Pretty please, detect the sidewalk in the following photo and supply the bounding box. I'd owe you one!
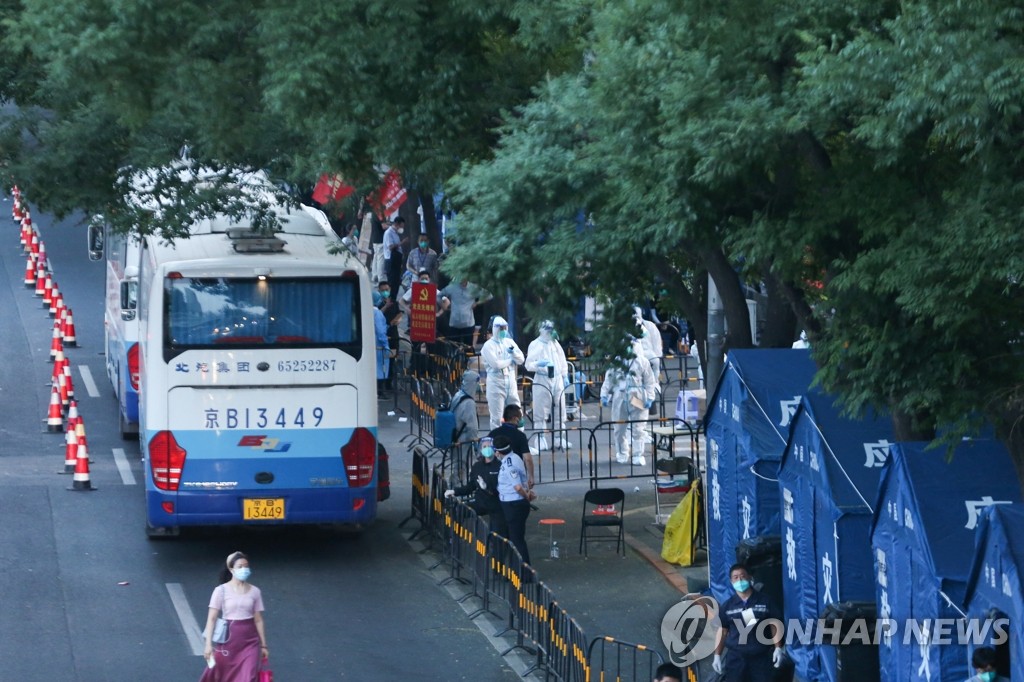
[377,399,710,667]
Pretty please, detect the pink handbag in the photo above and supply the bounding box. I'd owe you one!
[258,658,273,682]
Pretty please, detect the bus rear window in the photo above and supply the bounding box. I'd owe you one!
[164,276,361,359]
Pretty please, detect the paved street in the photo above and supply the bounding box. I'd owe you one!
[0,206,519,680]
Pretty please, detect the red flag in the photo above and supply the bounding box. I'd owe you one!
[367,169,408,218]
[312,174,355,205]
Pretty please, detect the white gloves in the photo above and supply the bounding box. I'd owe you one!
[444,489,455,499]
[772,647,786,668]
[712,654,723,674]
[476,475,487,490]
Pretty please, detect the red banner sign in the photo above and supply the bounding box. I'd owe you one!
[409,282,437,343]
[367,169,408,218]
[311,174,355,205]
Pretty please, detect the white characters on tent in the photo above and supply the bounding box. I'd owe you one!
[965,497,1013,530]
[863,439,891,467]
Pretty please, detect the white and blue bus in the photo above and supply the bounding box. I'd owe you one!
[101,193,382,537]
[89,222,142,438]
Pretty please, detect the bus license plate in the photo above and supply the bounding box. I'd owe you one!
[243,498,285,520]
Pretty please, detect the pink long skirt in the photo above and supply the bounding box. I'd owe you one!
[200,617,260,682]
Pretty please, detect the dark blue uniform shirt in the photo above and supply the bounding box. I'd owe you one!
[720,589,782,655]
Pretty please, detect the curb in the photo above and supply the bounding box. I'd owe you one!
[624,531,690,594]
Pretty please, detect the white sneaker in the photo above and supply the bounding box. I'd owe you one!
[615,453,629,464]
[632,455,646,466]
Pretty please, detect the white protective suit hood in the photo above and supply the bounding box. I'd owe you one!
[491,316,509,338]
[460,370,480,394]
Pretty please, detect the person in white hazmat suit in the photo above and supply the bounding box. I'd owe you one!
[524,320,569,452]
[481,316,525,430]
[600,338,657,466]
[634,307,663,389]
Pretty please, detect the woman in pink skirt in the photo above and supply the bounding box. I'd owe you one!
[201,551,269,681]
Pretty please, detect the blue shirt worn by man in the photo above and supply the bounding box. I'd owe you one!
[497,452,528,502]
[719,589,782,656]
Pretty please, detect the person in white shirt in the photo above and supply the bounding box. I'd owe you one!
[524,320,569,451]
[440,279,492,347]
[966,647,1010,682]
[382,217,407,293]
[480,316,524,430]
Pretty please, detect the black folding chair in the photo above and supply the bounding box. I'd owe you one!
[579,487,625,557]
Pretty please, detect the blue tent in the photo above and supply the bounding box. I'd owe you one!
[872,440,1022,682]
[703,349,815,603]
[777,389,895,682]
[964,503,1024,681]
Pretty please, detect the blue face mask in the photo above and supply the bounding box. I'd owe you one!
[979,672,997,682]
[481,447,494,459]
[233,567,252,582]
[732,579,751,593]
[517,418,525,428]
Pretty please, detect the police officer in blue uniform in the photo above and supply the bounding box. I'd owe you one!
[713,563,786,681]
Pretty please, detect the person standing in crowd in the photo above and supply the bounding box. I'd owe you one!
[600,338,657,466]
[444,436,508,537]
[440,278,491,347]
[653,663,684,682]
[524,320,569,451]
[382,217,407,294]
[201,551,268,680]
[495,436,536,565]
[450,370,481,443]
[405,232,439,284]
[712,563,785,682]
[374,301,390,399]
[488,404,534,489]
[384,306,403,393]
[481,315,524,429]
[340,222,360,258]
[634,306,663,391]
[373,280,395,317]
[966,647,1010,682]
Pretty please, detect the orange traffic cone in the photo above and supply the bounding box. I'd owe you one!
[68,441,96,491]
[49,286,60,316]
[42,274,53,308]
[37,242,47,269]
[46,381,64,432]
[24,255,36,287]
[53,294,65,322]
[29,230,39,257]
[63,363,75,401]
[34,264,46,296]
[52,349,66,381]
[58,371,69,407]
[50,323,64,360]
[62,309,77,346]
[12,195,22,222]
[66,399,80,429]
[75,418,88,452]
[22,216,33,253]
[61,427,79,474]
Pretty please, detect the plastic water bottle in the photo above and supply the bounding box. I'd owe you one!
[551,541,560,559]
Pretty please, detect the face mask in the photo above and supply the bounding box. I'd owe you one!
[979,672,997,682]
[397,228,404,235]
[732,579,751,593]
[380,290,390,298]
[353,230,360,238]
[517,418,525,428]
[497,329,508,340]
[419,278,429,284]
[233,567,252,582]
[481,447,494,459]
[419,241,428,249]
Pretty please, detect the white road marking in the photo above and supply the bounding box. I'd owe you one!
[77,365,100,398]
[166,583,206,655]
[112,448,136,485]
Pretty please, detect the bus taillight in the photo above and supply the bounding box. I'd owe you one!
[127,343,140,391]
[150,430,186,491]
[341,428,375,488]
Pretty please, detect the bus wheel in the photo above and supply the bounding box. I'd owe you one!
[119,410,136,441]
[146,522,180,540]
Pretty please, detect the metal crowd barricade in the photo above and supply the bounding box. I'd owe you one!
[399,445,432,539]
[440,495,478,587]
[587,417,703,487]
[545,599,590,681]
[586,635,667,682]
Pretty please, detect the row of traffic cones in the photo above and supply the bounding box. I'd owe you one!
[15,186,94,491]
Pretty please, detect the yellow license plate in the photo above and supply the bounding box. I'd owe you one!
[243,498,285,520]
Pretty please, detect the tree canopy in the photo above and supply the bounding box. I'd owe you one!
[3,0,1024,481]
